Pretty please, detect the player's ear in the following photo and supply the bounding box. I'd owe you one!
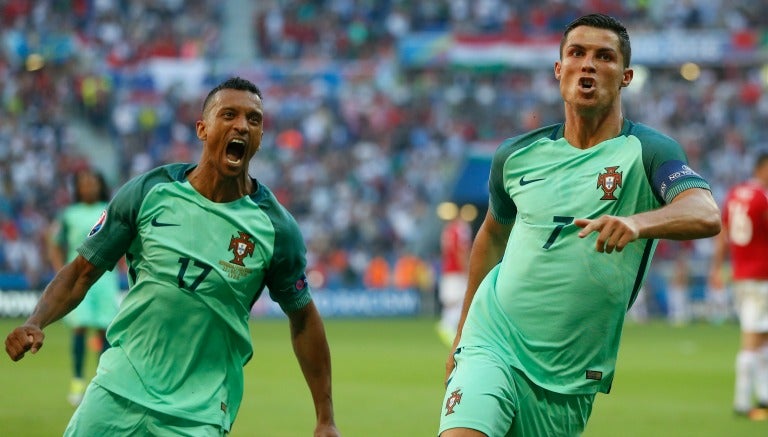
[620,67,633,88]
[554,61,562,81]
[195,119,206,141]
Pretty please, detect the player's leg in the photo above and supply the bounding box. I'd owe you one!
[507,367,595,437]
[733,280,768,419]
[437,274,466,346]
[64,383,147,436]
[68,326,87,406]
[147,409,227,436]
[755,332,768,408]
[751,280,768,410]
[666,255,691,325]
[438,347,516,436]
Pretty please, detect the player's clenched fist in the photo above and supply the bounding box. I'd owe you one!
[5,324,44,361]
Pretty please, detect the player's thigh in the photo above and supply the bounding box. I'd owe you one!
[510,367,595,437]
[439,346,517,437]
[148,410,227,436]
[64,383,147,436]
[734,280,768,333]
[64,383,226,437]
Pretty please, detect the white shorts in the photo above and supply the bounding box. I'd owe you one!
[439,273,467,306]
[734,280,768,333]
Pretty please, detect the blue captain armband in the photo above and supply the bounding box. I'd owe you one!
[653,160,709,204]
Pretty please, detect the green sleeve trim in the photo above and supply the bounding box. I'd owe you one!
[664,179,711,203]
[277,291,312,314]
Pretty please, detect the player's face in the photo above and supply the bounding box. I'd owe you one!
[554,26,632,115]
[77,172,101,204]
[196,89,264,177]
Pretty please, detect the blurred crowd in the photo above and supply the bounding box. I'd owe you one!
[1,1,767,309]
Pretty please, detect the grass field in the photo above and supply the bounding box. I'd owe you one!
[1,317,766,436]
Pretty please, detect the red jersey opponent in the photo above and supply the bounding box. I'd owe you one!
[437,216,472,346]
[710,151,768,419]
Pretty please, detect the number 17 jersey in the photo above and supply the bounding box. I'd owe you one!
[78,163,312,431]
[459,120,711,395]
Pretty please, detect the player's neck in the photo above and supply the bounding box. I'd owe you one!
[563,108,624,150]
[187,165,254,203]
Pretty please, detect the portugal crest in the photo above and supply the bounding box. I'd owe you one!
[444,388,462,416]
[228,231,255,266]
[597,166,623,200]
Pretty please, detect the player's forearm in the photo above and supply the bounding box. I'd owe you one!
[634,188,721,240]
[27,256,99,329]
[289,304,336,426]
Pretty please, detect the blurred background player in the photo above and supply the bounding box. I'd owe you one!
[47,169,120,406]
[709,151,768,420]
[437,214,472,346]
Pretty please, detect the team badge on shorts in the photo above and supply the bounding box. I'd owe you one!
[445,388,463,415]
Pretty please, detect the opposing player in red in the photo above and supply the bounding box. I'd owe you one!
[709,151,768,419]
[437,215,473,346]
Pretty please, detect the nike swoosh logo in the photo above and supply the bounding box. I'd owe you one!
[519,176,545,186]
[151,217,180,227]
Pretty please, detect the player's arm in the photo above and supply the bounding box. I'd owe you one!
[446,209,512,380]
[4,255,106,361]
[575,187,721,253]
[287,301,340,437]
[707,216,729,290]
[46,221,66,272]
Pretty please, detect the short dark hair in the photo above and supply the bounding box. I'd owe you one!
[202,77,263,115]
[560,13,631,68]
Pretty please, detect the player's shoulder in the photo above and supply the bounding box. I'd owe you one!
[496,123,561,154]
[250,181,300,224]
[119,163,194,192]
[623,120,679,147]
[490,124,562,167]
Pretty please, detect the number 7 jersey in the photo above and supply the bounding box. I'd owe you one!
[459,120,712,395]
[77,163,312,431]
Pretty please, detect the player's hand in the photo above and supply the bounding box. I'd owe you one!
[314,423,341,437]
[574,215,639,253]
[4,324,44,361]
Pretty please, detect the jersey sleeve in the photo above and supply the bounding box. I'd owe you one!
[636,124,712,204]
[77,174,145,270]
[264,207,312,314]
[488,138,518,224]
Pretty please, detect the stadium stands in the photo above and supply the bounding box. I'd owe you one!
[1,1,766,320]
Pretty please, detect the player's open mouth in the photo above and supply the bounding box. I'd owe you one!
[226,139,246,164]
[579,78,595,90]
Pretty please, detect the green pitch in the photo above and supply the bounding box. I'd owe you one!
[0,317,765,436]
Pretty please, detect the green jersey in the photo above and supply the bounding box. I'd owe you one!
[56,202,120,328]
[459,120,711,394]
[78,163,312,431]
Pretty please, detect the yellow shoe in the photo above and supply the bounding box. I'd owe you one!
[748,407,768,421]
[435,323,455,347]
[67,378,86,407]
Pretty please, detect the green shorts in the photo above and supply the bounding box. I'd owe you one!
[64,382,226,436]
[438,346,595,437]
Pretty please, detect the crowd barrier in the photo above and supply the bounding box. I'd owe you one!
[0,289,422,318]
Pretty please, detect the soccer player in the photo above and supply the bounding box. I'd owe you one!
[5,77,340,437]
[437,215,472,346]
[438,14,721,436]
[708,151,768,420]
[47,169,120,407]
